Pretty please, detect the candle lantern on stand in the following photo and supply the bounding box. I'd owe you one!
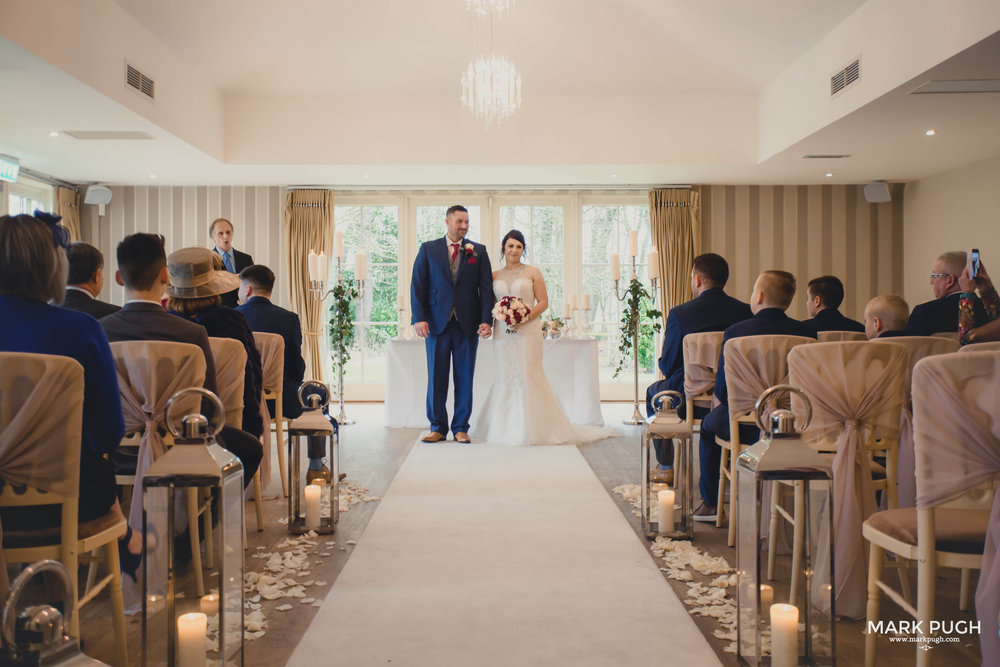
[735,385,835,667]
[286,381,338,535]
[142,387,244,667]
[641,390,693,540]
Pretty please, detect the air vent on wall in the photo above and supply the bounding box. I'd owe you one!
[125,61,155,100]
[831,57,861,97]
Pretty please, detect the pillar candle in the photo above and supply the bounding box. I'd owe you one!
[176,613,207,667]
[397,293,405,310]
[770,604,798,667]
[305,484,321,530]
[629,229,638,257]
[317,251,328,285]
[307,250,318,282]
[657,489,674,534]
[647,248,659,280]
[569,294,577,309]
[582,293,590,310]
[610,253,620,282]
[759,584,773,611]
[355,253,367,280]
[562,303,571,320]
[334,231,344,258]
[199,593,219,615]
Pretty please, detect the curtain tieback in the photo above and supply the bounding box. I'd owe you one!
[303,331,322,337]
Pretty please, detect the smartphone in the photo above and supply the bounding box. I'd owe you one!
[970,248,981,278]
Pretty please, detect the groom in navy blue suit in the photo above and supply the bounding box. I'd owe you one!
[411,206,495,443]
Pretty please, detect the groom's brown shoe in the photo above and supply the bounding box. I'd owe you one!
[454,432,471,443]
[421,431,447,443]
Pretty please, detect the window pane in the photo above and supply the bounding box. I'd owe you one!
[416,206,482,247]
[497,205,564,320]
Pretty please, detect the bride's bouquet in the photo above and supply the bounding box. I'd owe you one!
[493,296,531,334]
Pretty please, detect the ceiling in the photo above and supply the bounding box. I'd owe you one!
[0,0,998,187]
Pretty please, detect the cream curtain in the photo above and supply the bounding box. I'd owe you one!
[54,186,81,242]
[285,190,333,380]
[648,188,700,315]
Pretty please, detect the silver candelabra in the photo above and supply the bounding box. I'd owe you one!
[613,254,659,425]
[311,256,364,426]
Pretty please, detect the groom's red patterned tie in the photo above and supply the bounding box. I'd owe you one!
[451,242,459,261]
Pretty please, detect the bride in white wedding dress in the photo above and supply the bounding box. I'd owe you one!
[470,230,618,446]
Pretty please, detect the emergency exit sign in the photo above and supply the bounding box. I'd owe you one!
[0,155,19,183]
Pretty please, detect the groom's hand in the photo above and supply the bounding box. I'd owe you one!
[414,322,430,338]
[478,323,492,339]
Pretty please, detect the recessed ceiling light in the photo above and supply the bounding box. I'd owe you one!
[826,172,833,178]
[925,129,936,136]
[149,174,157,179]
[363,173,370,179]
[48,131,60,137]
[610,173,618,178]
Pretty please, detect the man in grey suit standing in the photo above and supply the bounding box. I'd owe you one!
[211,218,254,308]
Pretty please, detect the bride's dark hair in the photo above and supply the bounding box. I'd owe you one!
[500,229,527,262]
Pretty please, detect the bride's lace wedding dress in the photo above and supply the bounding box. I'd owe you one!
[470,267,618,446]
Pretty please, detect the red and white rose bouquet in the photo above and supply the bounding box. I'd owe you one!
[492,296,531,334]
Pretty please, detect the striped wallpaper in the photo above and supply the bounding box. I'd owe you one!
[698,184,905,321]
[80,185,290,309]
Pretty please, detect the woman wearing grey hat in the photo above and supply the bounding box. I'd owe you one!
[166,247,264,439]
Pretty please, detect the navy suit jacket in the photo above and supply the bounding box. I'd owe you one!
[213,247,254,308]
[237,296,306,419]
[801,308,865,335]
[714,308,816,405]
[411,238,494,336]
[905,292,988,336]
[656,288,752,394]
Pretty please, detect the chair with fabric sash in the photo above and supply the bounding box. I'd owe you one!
[959,340,1000,353]
[717,334,814,546]
[0,352,127,665]
[931,331,961,342]
[817,330,867,342]
[253,332,287,498]
[863,351,1000,666]
[110,340,207,601]
[777,341,907,618]
[682,332,723,433]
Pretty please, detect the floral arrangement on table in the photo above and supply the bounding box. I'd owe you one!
[543,317,565,339]
[492,296,530,334]
[613,277,662,377]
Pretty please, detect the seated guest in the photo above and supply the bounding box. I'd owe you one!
[0,213,139,575]
[958,259,1000,344]
[801,275,864,335]
[166,248,263,441]
[906,251,988,335]
[644,253,751,484]
[236,265,339,483]
[695,270,815,522]
[101,234,261,485]
[863,295,911,339]
[63,242,120,319]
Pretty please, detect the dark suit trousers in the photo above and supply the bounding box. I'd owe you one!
[425,319,478,435]
[218,425,263,487]
[651,404,708,467]
[698,404,760,505]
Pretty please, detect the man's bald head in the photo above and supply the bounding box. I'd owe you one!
[864,295,910,339]
[750,270,797,314]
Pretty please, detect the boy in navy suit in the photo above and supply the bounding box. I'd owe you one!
[411,206,494,443]
[801,275,864,335]
[695,270,815,522]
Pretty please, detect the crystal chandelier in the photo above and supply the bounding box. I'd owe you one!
[466,0,514,17]
[461,55,522,125]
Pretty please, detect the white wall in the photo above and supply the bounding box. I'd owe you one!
[902,153,1000,307]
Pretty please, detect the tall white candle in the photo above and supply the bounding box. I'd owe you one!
[317,251,328,285]
[647,248,659,279]
[199,593,219,615]
[582,293,590,310]
[355,253,367,280]
[759,584,773,611]
[629,230,638,257]
[569,294,577,309]
[562,303,571,320]
[770,604,798,667]
[307,250,318,282]
[334,231,344,258]
[397,293,405,310]
[177,613,207,667]
[657,489,674,534]
[610,253,621,282]
[305,484,321,530]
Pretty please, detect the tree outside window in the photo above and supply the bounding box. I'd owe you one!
[496,206,564,314]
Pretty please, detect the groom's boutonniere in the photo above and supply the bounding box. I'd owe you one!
[463,242,478,264]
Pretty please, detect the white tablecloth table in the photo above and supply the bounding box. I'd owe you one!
[384,337,604,428]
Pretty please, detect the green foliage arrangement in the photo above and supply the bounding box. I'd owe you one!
[613,278,662,378]
[328,280,359,376]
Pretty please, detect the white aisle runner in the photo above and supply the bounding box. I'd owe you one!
[288,443,720,666]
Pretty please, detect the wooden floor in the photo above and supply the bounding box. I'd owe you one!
[70,403,981,666]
